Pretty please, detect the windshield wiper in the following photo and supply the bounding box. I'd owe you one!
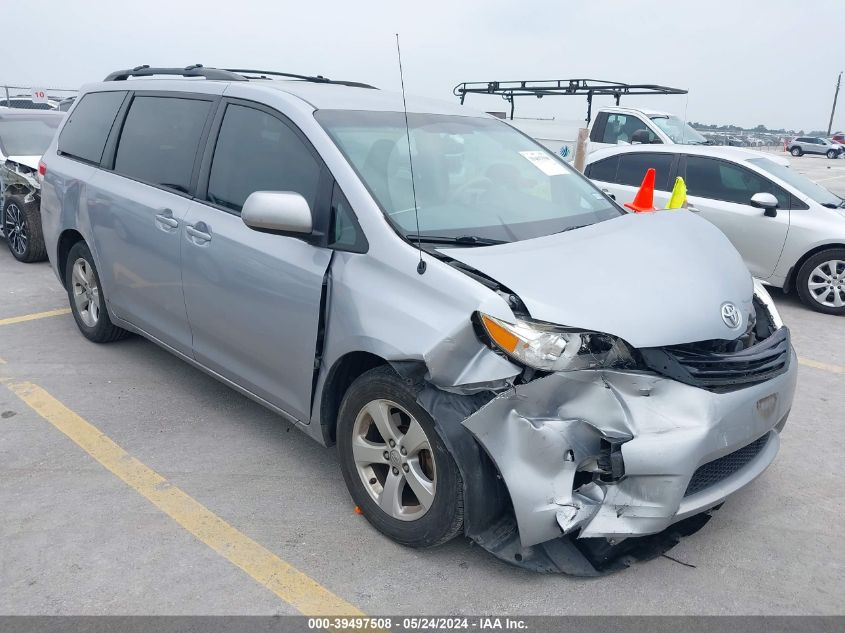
[822,202,841,209]
[408,234,507,246]
[554,224,590,234]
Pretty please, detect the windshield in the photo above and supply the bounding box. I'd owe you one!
[749,157,843,207]
[650,115,708,144]
[316,111,620,244]
[0,116,61,156]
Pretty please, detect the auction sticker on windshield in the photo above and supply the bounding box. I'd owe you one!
[519,150,569,176]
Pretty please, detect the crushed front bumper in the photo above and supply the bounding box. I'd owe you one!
[462,348,797,554]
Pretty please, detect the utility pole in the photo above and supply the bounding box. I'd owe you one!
[828,71,842,136]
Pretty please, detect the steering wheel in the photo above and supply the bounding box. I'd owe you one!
[451,177,494,203]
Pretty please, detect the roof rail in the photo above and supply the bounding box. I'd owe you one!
[103,64,376,89]
[104,64,247,82]
[454,78,687,122]
[223,68,377,89]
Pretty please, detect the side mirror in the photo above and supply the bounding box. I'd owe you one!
[750,192,779,217]
[241,191,312,234]
[631,129,652,144]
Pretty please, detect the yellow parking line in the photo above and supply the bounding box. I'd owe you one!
[798,357,845,374]
[0,308,71,327]
[3,379,363,616]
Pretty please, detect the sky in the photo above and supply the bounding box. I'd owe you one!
[4,0,843,132]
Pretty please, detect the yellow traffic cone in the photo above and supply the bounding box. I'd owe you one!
[666,176,687,209]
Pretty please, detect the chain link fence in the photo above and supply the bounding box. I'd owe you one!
[1,86,78,111]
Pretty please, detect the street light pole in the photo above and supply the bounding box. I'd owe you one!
[828,71,842,136]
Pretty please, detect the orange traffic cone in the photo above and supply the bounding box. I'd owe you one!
[624,168,657,213]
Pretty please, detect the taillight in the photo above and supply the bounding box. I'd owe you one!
[38,160,46,182]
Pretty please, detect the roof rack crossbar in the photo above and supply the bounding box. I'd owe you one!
[453,78,687,122]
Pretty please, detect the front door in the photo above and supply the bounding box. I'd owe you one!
[682,155,790,279]
[181,101,332,421]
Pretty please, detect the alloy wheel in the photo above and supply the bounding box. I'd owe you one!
[351,399,436,521]
[808,259,845,308]
[4,203,28,256]
[72,258,101,327]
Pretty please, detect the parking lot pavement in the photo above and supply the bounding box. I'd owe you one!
[787,152,845,197]
[1,243,844,616]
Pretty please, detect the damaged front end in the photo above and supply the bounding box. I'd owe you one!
[0,159,40,238]
[412,283,796,576]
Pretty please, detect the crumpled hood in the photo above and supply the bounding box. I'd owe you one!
[6,155,40,170]
[440,211,753,348]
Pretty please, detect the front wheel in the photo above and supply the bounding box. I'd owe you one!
[65,241,130,342]
[790,147,802,157]
[827,150,838,159]
[796,248,845,315]
[3,194,46,263]
[337,366,463,548]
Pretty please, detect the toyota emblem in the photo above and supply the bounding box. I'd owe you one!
[721,302,742,329]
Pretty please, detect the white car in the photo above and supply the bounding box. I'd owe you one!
[586,145,845,314]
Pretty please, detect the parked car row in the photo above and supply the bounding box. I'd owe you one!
[27,65,800,576]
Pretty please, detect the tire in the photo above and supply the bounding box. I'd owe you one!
[827,150,838,159]
[790,147,802,157]
[65,241,130,342]
[3,194,47,263]
[796,248,845,315]
[337,365,463,548]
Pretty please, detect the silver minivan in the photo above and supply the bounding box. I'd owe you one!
[40,66,797,575]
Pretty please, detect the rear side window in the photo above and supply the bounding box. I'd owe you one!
[58,91,126,164]
[616,152,674,190]
[114,96,211,193]
[585,155,619,182]
[206,104,320,213]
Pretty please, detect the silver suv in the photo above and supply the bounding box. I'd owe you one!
[788,136,844,158]
[40,66,797,575]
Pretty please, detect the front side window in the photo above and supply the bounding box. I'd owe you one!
[616,152,674,190]
[685,156,790,208]
[0,115,62,156]
[750,157,843,208]
[649,115,708,145]
[207,104,320,213]
[58,91,126,164]
[317,111,620,244]
[601,114,656,145]
[114,96,210,193]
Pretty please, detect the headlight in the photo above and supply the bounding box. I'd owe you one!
[475,312,638,372]
[753,279,783,329]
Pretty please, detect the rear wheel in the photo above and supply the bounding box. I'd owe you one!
[337,366,463,548]
[790,147,802,157]
[3,194,46,263]
[796,248,845,315]
[827,149,838,159]
[65,241,130,342]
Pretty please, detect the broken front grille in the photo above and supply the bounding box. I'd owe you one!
[640,327,790,391]
[684,433,770,497]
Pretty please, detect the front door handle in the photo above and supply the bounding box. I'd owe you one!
[186,224,212,243]
[155,209,179,229]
